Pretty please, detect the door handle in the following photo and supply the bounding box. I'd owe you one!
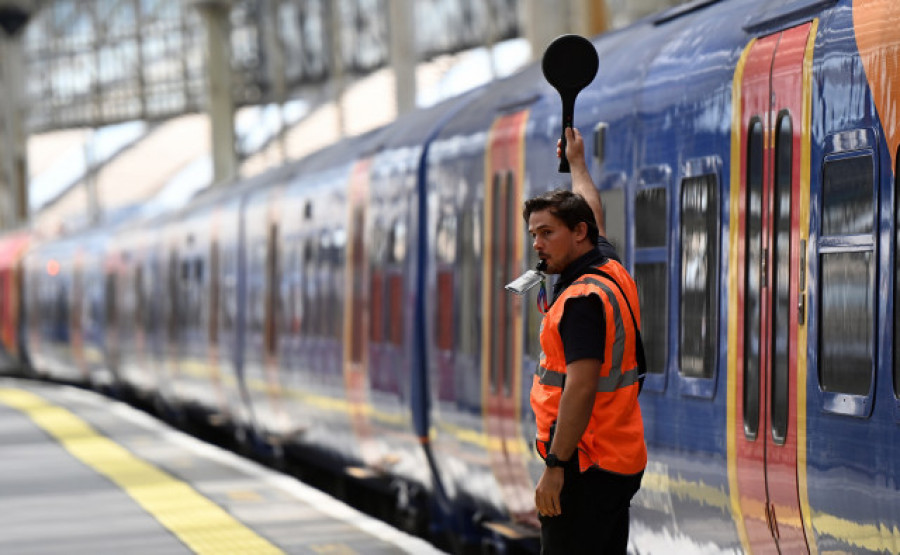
[765,502,781,540]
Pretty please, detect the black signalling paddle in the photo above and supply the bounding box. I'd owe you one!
[541,34,599,173]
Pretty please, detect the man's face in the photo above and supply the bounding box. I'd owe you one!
[528,208,585,274]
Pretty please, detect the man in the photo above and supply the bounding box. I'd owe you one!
[526,127,646,554]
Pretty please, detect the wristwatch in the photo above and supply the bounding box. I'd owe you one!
[545,453,567,468]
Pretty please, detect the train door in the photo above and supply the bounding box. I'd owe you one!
[732,22,816,554]
[262,209,286,435]
[482,110,533,523]
[71,248,87,380]
[0,235,27,364]
[344,158,377,463]
[103,254,119,379]
[206,223,228,417]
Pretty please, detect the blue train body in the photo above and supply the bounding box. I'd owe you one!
[5,0,898,552]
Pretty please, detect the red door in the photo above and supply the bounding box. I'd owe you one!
[344,158,376,462]
[0,234,28,361]
[482,110,535,524]
[733,22,814,554]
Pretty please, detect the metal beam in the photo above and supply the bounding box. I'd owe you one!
[0,0,33,228]
[330,0,346,137]
[193,0,237,185]
[389,0,416,116]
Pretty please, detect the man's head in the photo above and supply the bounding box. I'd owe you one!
[524,189,598,274]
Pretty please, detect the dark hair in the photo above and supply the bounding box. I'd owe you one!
[523,189,599,246]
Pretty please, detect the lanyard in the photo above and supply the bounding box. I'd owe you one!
[537,277,549,315]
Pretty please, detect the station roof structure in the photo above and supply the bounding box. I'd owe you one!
[6,0,691,236]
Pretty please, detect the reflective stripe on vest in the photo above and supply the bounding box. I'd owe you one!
[536,363,640,392]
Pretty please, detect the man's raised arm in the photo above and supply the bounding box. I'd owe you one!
[558,126,605,238]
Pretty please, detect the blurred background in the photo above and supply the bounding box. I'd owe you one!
[0,0,694,237]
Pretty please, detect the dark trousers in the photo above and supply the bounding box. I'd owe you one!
[538,459,643,555]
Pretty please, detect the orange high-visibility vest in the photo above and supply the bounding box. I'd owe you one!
[530,259,647,474]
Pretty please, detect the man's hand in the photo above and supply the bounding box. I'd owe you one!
[557,127,587,173]
[535,466,565,517]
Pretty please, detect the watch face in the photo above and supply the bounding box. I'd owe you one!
[546,454,560,467]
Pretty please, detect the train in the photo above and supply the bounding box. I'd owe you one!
[1,0,898,552]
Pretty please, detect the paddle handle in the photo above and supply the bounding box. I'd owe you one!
[558,94,576,173]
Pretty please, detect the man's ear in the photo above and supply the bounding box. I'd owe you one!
[573,221,589,242]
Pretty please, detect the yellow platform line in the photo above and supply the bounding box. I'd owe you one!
[0,388,283,555]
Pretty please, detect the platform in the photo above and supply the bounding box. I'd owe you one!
[0,377,445,554]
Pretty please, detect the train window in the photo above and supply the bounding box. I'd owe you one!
[679,174,718,380]
[104,273,116,333]
[55,282,68,333]
[823,155,874,236]
[436,270,453,351]
[771,113,792,444]
[134,265,144,333]
[593,122,607,166]
[142,261,154,332]
[370,270,385,342]
[302,239,315,336]
[265,224,279,355]
[819,153,875,400]
[602,188,626,257]
[820,252,873,395]
[208,241,219,343]
[321,231,333,339]
[489,172,503,394]
[192,258,203,330]
[319,228,340,340]
[635,185,668,378]
[167,251,179,338]
[389,272,404,346]
[636,187,667,248]
[73,270,84,335]
[330,226,346,339]
[222,249,236,333]
[504,171,516,396]
[368,219,384,340]
[635,263,666,376]
[389,217,406,346]
[744,118,763,437]
[391,218,407,263]
[459,204,480,357]
[293,247,303,335]
[251,241,266,334]
[434,208,457,353]
[435,209,457,265]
